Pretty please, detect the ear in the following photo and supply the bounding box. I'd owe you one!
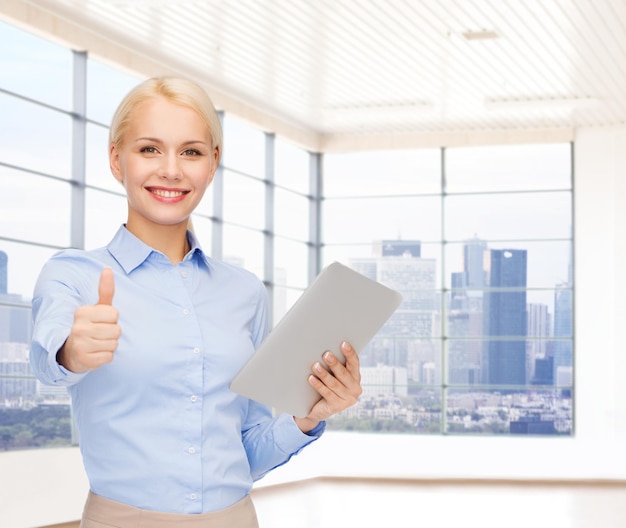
[206,146,220,187]
[109,144,124,185]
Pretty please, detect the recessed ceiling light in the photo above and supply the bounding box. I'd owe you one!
[484,95,599,110]
[463,30,499,40]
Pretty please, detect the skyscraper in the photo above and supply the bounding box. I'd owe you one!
[0,250,7,295]
[553,282,573,387]
[483,249,528,386]
[351,241,438,385]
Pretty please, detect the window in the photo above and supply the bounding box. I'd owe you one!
[322,144,573,435]
[0,17,574,452]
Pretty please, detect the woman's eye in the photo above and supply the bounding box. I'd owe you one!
[183,149,201,156]
[140,146,158,153]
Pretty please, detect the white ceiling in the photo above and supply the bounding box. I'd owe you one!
[4,0,626,150]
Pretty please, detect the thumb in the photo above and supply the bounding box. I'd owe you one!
[97,268,115,306]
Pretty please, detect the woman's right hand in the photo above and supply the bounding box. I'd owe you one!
[57,268,121,373]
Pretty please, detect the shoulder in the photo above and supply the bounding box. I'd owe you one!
[208,258,263,284]
[35,246,114,298]
[205,258,267,298]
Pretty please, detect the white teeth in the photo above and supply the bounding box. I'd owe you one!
[152,189,184,198]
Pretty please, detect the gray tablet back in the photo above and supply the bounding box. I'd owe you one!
[229,261,403,417]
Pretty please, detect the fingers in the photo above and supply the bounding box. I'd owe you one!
[97,267,115,306]
[307,341,363,417]
[59,268,120,373]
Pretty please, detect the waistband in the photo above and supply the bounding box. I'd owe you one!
[81,491,259,528]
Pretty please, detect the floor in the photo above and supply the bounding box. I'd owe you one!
[251,477,626,528]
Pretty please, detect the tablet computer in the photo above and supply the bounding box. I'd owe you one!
[229,261,403,417]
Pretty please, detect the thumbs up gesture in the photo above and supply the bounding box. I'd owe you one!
[57,268,121,373]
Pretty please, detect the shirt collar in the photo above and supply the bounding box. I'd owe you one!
[107,225,211,274]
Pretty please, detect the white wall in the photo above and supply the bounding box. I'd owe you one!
[2,126,626,528]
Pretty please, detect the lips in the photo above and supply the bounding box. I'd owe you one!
[147,187,189,202]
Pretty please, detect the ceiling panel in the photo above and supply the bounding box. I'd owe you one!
[6,0,626,148]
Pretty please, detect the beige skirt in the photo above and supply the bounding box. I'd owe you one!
[80,491,259,528]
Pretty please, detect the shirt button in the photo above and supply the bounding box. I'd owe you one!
[193,347,200,354]
[181,271,188,278]
[183,308,190,315]
[188,447,196,454]
[190,395,198,402]
[190,493,197,500]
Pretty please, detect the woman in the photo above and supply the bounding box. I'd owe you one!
[30,76,362,527]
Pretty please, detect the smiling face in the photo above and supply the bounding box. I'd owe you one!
[109,95,218,239]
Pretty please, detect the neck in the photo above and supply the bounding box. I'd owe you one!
[126,219,190,264]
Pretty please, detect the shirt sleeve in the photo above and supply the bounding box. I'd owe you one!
[242,403,325,481]
[240,278,325,480]
[29,255,90,387]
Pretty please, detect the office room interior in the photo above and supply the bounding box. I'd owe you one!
[1,0,626,526]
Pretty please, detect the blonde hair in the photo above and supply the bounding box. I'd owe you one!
[109,76,223,164]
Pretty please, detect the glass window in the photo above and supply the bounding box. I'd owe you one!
[222,170,265,228]
[275,138,310,194]
[274,187,309,241]
[85,189,128,249]
[222,224,265,280]
[444,192,572,241]
[222,115,265,178]
[86,58,143,124]
[0,93,72,179]
[0,20,73,110]
[0,241,58,301]
[274,237,309,289]
[189,214,213,252]
[322,195,442,244]
[86,123,118,192]
[0,167,71,247]
[445,143,572,193]
[323,149,441,197]
[445,388,571,435]
[323,143,574,436]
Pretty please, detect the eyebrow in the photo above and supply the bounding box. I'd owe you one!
[134,137,209,146]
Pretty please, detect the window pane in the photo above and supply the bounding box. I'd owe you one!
[444,191,572,241]
[323,149,441,197]
[189,214,213,253]
[86,58,143,124]
[328,381,443,434]
[323,196,442,244]
[0,20,72,110]
[222,115,265,177]
[274,237,308,288]
[223,171,265,228]
[0,242,57,301]
[0,168,71,247]
[274,188,309,241]
[445,240,573,289]
[446,388,572,435]
[196,182,215,219]
[223,224,264,279]
[275,138,310,194]
[273,285,306,323]
[0,93,72,179]
[86,123,118,192]
[85,189,127,249]
[446,143,572,193]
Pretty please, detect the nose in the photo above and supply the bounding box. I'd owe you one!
[157,154,182,181]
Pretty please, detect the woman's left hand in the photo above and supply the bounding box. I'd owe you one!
[294,341,363,433]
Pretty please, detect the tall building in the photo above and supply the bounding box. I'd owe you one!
[0,250,7,294]
[483,249,528,386]
[351,241,438,385]
[447,237,487,385]
[553,282,573,387]
[374,240,421,258]
[463,236,488,289]
[526,303,551,382]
